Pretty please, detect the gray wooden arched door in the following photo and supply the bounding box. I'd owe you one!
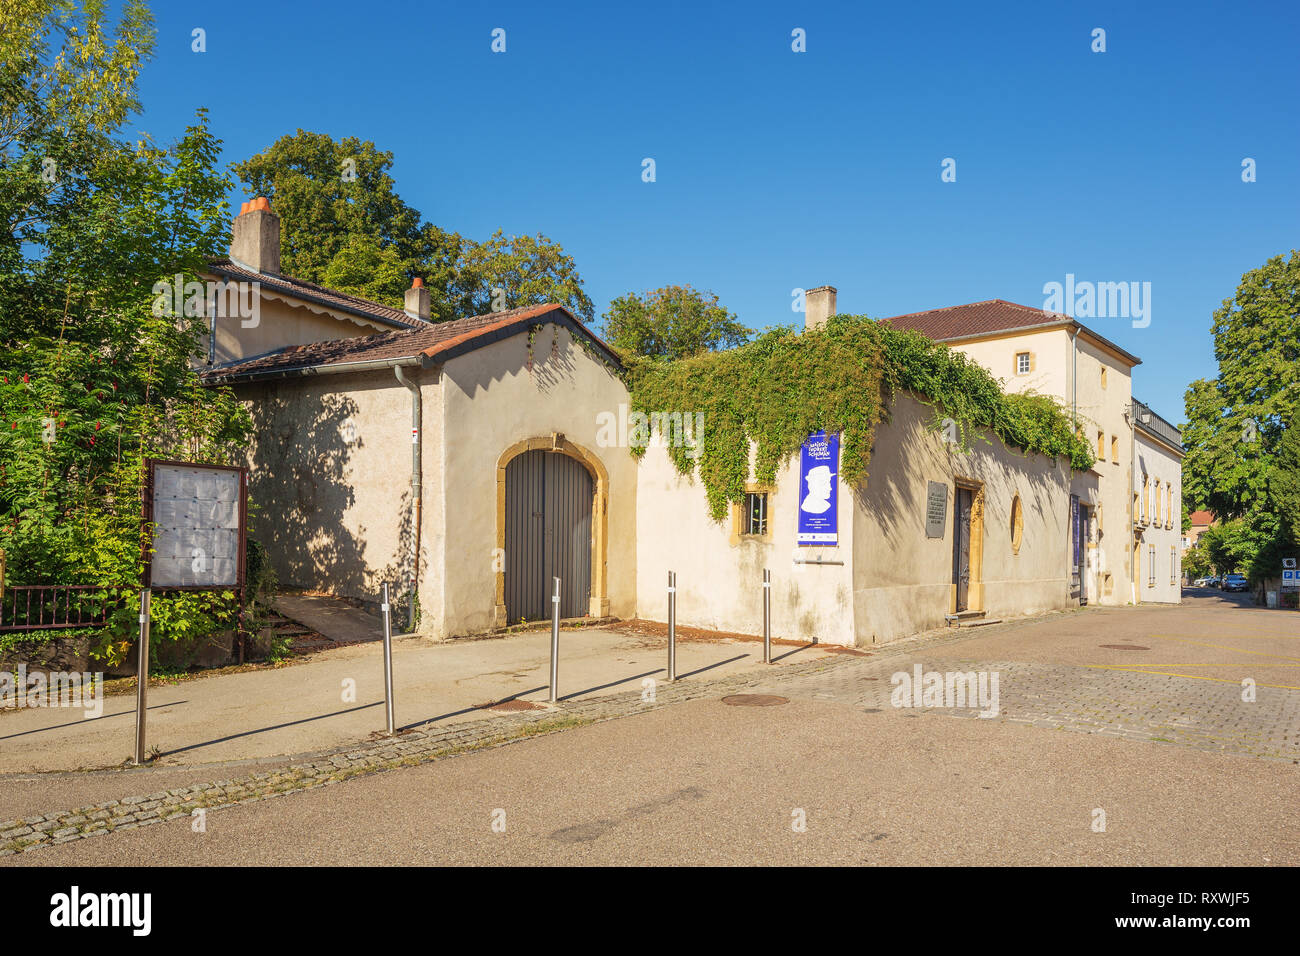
[504,450,593,623]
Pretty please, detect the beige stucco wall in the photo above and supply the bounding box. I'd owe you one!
[634,442,857,646]
[203,282,400,365]
[950,327,1136,606]
[851,392,1072,644]
[436,324,637,638]
[632,390,1074,648]
[232,368,442,621]
[1134,430,1183,603]
[952,328,1071,398]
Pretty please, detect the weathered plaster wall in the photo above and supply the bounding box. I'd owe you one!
[232,368,441,624]
[437,325,637,638]
[850,392,1073,644]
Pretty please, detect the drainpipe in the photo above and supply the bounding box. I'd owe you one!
[394,366,422,631]
[1070,326,1079,431]
[1126,403,1137,605]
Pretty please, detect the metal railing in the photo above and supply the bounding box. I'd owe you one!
[0,585,132,632]
[1131,398,1183,450]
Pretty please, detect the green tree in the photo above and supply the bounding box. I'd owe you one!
[0,0,251,664]
[603,285,749,360]
[230,131,425,282]
[1182,251,1300,519]
[1269,417,1300,553]
[459,231,593,321]
[321,234,412,306]
[232,131,592,320]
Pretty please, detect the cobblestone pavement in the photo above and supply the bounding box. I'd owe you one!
[4,604,1298,859]
[746,656,1300,761]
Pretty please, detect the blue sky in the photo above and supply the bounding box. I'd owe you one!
[130,0,1298,423]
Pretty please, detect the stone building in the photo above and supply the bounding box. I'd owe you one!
[879,295,1181,605]
[198,202,1108,645]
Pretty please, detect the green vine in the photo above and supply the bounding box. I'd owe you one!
[625,314,1095,521]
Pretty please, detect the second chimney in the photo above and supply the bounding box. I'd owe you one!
[230,196,280,275]
[404,277,431,322]
[805,285,837,331]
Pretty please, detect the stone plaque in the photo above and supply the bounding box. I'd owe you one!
[925,481,948,538]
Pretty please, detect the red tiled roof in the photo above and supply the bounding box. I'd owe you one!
[206,259,418,329]
[880,298,1142,366]
[881,299,1070,340]
[199,304,621,384]
[1189,510,1215,526]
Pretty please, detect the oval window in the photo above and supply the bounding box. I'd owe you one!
[1010,494,1024,554]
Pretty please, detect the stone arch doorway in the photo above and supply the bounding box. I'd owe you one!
[494,437,609,626]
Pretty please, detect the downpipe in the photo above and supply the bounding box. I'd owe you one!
[394,366,422,632]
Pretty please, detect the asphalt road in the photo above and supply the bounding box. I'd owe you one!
[5,590,1297,866]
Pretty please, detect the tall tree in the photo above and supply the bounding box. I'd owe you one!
[231,131,592,321]
[0,0,251,662]
[1182,251,1300,519]
[602,285,749,360]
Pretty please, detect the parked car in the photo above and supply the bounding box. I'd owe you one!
[1223,573,1249,592]
[1192,577,1211,587]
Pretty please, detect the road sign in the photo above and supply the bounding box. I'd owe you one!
[1283,558,1297,569]
[1282,569,1299,592]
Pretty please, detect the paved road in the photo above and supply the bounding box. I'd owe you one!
[4,591,1297,865]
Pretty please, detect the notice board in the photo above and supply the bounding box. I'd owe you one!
[143,460,246,589]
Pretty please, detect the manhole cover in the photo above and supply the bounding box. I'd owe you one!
[1099,644,1150,651]
[721,694,789,707]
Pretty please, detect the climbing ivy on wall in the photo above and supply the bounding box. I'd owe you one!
[625,314,1094,521]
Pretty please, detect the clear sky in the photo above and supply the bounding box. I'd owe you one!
[128,0,1298,424]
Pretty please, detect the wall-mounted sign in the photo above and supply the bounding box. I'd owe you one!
[143,459,247,589]
[925,481,947,538]
[797,431,838,545]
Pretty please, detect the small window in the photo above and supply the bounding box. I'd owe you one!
[1016,352,1031,375]
[1110,436,1118,463]
[1148,544,1156,586]
[742,492,768,536]
[1010,494,1024,554]
[1097,432,1105,458]
[1100,367,1108,389]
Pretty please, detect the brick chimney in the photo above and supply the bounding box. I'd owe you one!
[230,196,280,275]
[404,277,430,322]
[805,285,837,331]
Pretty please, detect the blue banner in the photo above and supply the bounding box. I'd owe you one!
[797,431,839,545]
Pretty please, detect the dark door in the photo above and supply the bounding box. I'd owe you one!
[952,486,973,612]
[504,450,593,623]
[1070,494,1081,602]
[1078,504,1090,606]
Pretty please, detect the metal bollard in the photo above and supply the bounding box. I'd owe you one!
[763,569,772,664]
[381,582,395,735]
[133,588,151,765]
[548,576,561,702]
[667,571,677,681]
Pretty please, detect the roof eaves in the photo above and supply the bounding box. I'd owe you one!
[201,352,427,386]
[205,262,417,330]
